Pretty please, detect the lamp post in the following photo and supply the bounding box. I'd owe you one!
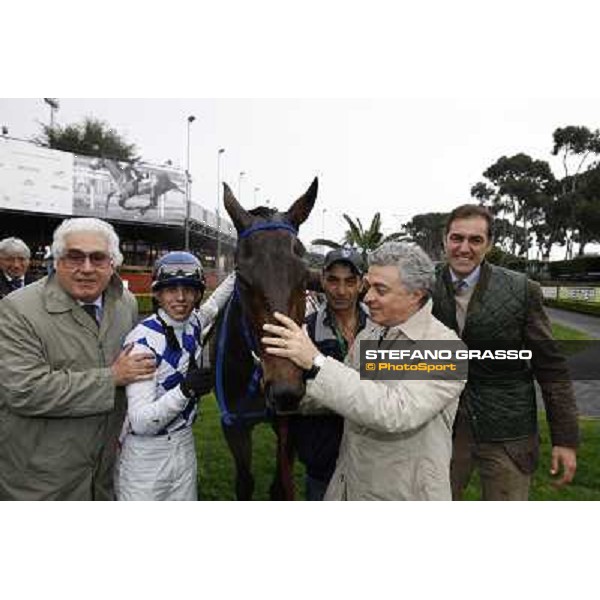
[184,115,195,251]
[238,171,246,202]
[216,148,225,281]
[322,207,327,239]
[43,98,59,129]
[253,186,260,207]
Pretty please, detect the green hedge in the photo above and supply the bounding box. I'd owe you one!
[135,294,154,315]
[548,255,600,280]
[544,297,600,317]
[486,247,528,272]
[486,249,600,281]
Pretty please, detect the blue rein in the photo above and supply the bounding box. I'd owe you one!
[215,284,266,425]
[215,220,298,426]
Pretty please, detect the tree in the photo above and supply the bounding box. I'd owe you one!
[36,117,138,162]
[570,165,600,255]
[551,126,600,258]
[530,191,569,259]
[484,215,526,254]
[552,126,600,177]
[472,153,555,258]
[399,212,448,261]
[312,212,404,258]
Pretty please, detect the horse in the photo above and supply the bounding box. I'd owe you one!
[89,158,183,214]
[213,178,318,500]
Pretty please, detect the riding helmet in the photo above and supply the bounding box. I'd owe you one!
[152,251,206,292]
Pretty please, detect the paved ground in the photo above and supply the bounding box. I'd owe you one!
[545,307,600,417]
[546,307,600,340]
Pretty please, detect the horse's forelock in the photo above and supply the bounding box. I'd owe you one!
[248,206,278,219]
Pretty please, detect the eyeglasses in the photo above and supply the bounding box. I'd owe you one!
[4,256,28,265]
[62,249,112,268]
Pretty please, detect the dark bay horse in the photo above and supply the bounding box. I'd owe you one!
[214,178,318,500]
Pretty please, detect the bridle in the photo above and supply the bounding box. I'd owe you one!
[237,220,300,372]
[237,221,298,239]
[215,220,303,424]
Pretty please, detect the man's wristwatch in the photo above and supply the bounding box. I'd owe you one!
[304,353,326,381]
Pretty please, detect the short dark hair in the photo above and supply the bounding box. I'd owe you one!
[445,204,494,240]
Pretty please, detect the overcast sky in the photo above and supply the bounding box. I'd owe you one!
[3,98,600,256]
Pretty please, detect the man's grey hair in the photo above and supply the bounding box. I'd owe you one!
[0,237,31,259]
[368,242,435,297]
[52,218,123,267]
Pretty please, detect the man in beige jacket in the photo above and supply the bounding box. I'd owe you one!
[263,242,467,500]
[0,218,156,500]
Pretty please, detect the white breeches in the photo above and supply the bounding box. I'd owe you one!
[116,426,198,501]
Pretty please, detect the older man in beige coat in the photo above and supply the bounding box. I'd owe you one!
[0,218,156,500]
[263,242,467,500]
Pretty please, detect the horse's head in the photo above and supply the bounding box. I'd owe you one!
[224,178,318,414]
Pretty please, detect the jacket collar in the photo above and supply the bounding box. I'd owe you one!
[386,299,434,342]
[43,272,124,314]
[442,260,492,293]
[449,264,481,290]
[322,302,369,334]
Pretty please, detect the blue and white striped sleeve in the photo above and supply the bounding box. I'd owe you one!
[125,376,188,436]
[124,327,188,436]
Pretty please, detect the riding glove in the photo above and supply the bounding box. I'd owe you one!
[180,361,214,399]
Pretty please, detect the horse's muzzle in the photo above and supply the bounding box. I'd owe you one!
[265,380,306,415]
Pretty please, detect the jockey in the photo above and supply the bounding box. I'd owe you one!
[116,251,234,500]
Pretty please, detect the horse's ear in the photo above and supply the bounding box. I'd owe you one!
[223,182,253,233]
[285,177,318,229]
